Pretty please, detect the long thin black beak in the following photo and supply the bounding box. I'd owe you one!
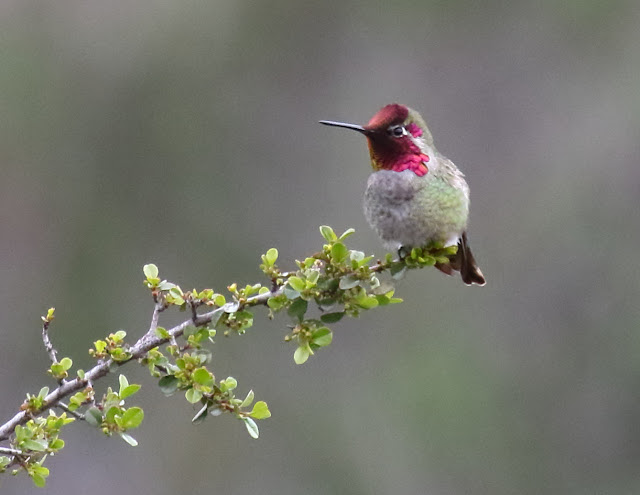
[319,120,368,134]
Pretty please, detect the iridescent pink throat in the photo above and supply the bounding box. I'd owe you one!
[389,122,429,177]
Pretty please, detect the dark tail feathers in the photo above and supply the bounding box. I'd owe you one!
[435,232,486,286]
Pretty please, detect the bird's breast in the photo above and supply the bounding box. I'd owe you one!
[363,169,469,250]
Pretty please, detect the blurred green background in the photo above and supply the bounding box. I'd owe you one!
[2,0,640,493]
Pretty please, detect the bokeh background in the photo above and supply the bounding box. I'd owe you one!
[2,1,640,493]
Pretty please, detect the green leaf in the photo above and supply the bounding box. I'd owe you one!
[118,374,129,393]
[283,286,301,300]
[390,263,407,280]
[356,295,379,309]
[319,225,337,242]
[22,439,47,452]
[192,368,214,387]
[30,466,49,488]
[234,310,253,330]
[223,301,240,314]
[143,264,158,279]
[311,327,333,347]
[316,277,339,292]
[31,475,46,488]
[220,376,238,392]
[287,298,308,321]
[267,296,285,310]
[244,283,261,296]
[68,392,84,411]
[294,345,311,365]
[50,363,66,376]
[241,389,255,408]
[194,348,212,365]
[375,290,403,306]
[316,297,337,309]
[121,407,144,429]
[158,375,179,396]
[14,425,27,442]
[265,248,278,266]
[287,276,306,292]
[243,417,259,439]
[38,387,49,399]
[85,407,103,427]
[209,307,226,327]
[59,357,72,371]
[331,242,348,263]
[354,255,374,268]
[338,228,356,240]
[339,275,360,290]
[154,326,170,338]
[105,406,119,423]
[120,384,141,400]
[320,312,345,324]
[119,432,138,447]
[185,388,203,404]
[168,287,185,304]
[249,401,271,420]
[305,269,320,285]
[350,250,365,262]
[157,280,176,291]
[93,340,107,353]
[49,438,64,450]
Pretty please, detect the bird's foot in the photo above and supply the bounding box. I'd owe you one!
[397,246,410,260]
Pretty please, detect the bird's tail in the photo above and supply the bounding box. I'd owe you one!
[435,231,486,286]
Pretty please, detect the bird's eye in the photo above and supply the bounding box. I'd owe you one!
[389,125,406,138]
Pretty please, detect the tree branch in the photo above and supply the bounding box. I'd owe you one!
[41,311,58,365]
[0,226,458,486]
[0,288,280,442]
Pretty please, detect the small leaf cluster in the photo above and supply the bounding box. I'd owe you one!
[140,266,273,438]
[48,357,72,381]
[386,243,458,278]
[10,350,144,486]
[144,264,267,338]
[84,375,143,447]
[263,226,403,364]
[20,387,51,415]
[187,376,272,440]
[40,307,55,325]
[143,263,177,293]
[67,386,95,412]
[89,330,131,362]
[143,334,271,438]
[1,410,74,487]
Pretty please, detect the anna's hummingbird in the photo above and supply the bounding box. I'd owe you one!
[320,103,485,286]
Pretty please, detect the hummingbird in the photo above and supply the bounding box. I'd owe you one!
[320,103,485,286]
